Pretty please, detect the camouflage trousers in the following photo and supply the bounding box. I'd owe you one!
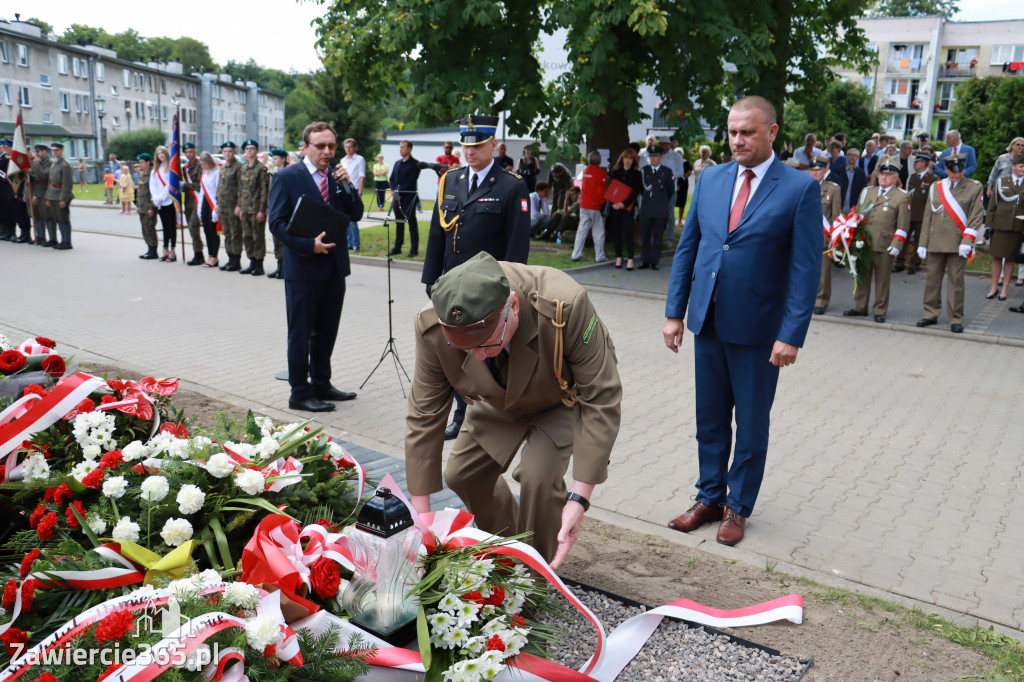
[186,203,203,254]
[221,208,242,256]
[139,210,158,247]
[241,212,267,260]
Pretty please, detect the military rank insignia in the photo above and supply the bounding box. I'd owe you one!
[582,315,597,344]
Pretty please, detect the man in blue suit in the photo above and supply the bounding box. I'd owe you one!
[662,96,821,545]
[934,129,977,179]
[268,122,365,413]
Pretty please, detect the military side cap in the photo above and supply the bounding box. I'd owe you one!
[916,133,929,141]
[809,157,829,169]
[877,156,901,173]
[646,145,663,157]
[50,141,64,149]
[914,152,932,163]
[270,149,288,157]
[220,141,237,150]
[1012,153,1024,165]
[431,252,511,348]
[943,153,966,171]
[34,143,49,151]
[137,153,153,161]
[242,139,259,149]
[458,115,498,146]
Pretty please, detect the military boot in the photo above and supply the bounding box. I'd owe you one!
[55,223,73,250]
[249,259,265,276]
[267,259,282,279]
[221,255,241,272]
[239,260,256,275]
[139,246,159,260]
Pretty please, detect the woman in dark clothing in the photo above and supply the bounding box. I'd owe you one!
[607,148,643,270]
[516,146,540,193]
[676,156,692,229]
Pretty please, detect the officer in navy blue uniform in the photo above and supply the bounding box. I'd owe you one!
[637,145,675,270]
[422,114,532,441]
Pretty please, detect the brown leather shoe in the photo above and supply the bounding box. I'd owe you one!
[668,501,723,533]
[716,506,746,546]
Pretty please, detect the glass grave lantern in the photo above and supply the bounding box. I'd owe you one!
[341,487,422,642]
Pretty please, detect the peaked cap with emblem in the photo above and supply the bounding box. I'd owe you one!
[808,157,829,170]
[877,155,901,173]
[431,252,511,345]
[457,114,498,146]
[943,152,966,172]
[914,151,932,163]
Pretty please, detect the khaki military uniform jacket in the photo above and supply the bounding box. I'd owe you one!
[985,175,1024,232]
[821,180,841,245]
[239,159,269,214]
[217,158,241,210]
[136,169,155,213]
[405,262,622,495]
[44,157,73,203]
[855,186,909,252]
[920,178,984,253]
[30,157,51,199]
[906,171,939,223]
[183,158,201,209]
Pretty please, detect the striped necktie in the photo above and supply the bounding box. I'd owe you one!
[318,170,329,203]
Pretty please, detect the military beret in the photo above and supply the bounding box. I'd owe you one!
[646,145,663,157]
[183,142,196,150]
[50,141,64,149]
[1012,153,1024,165]
[220,141,237,150]
[270,149,288,157]
[457,114,498,146]
[242,139,259,149]
[943,152,966,171]
[808,157,829,170]
[431,252,511,349]
[877,156,901,173]
[913,152,932,163]
[34,143,49,151]
[137,153,153,161]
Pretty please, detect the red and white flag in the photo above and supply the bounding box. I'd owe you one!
[9,110,31,178]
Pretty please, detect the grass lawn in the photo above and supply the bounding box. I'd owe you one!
[73,182,111,201]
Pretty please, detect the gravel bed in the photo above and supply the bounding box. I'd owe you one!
[540,587,807,681]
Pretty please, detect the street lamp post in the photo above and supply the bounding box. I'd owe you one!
[94,96,106,160]
[125,103,132,133]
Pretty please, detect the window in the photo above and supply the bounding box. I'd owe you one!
[80,60,88,79]
[2,84,11,105]
[863,76,873,92]
[72,58,80,77]
[42,112,52,124]
[160,78,166,94]
[124,70,131,88]
[16,43,28,66]
[82,97,88,114]
[20,86,31,107]
[58,54,68,74]
[40,74,50,87]
[96,63,105,81]
[111,85,118,96]
[60,92,70,112]
[74,94,82,113]
[68,139,76,158]
[0,40,8,63]
[945,48,977,65]
[112,116,120,127]
[991,45,1024,65]
[162,105,168,121]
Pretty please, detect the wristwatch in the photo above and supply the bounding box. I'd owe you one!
[565,492,590,512]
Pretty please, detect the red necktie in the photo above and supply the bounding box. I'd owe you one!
[318,170,329,203]
[728,169,755,233]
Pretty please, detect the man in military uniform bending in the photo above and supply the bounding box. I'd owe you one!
[894,151,938,275]
[237,139,270,275]
[812,157,843,315]
[135,153,159,260]
[422,114,532,441]
[29,144,52,246]
[217,141,243,271]
[44,141,74,250]
[181,142,205,265]
[406,252,622,567]
[842,156,909,323]
[916,154,984,333]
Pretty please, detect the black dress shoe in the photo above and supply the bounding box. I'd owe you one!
[907,268,917,275]
[389,247,402,256]
[892,265,904,273]
[288,397,336,412]
[916,318,937,327]
[950,324,963,333]
[651,264,660,270]
[407,251,418,257]
[842,309,868,317]
[444,421,462,441]
[874,315,886,323]
[813,307,825,315]
[139,250,159,260]
[315,387,357,402]
[1009,305,1024,313]
[638,263,650,270]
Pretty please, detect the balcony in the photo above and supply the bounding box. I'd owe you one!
[881,93,922,110]
[939,63,975,78]
[934,101,954,114]
[886,58,926,74]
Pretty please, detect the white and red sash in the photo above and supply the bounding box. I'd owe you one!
[201,171,220,225]
[184,166,201,207]
[935,179,974,241]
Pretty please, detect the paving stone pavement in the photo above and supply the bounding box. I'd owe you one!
[2,211,1024,635]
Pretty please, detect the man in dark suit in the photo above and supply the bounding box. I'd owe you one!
[840,147,868,213]
[389,139,421,256]
[422,114,532,440]
[268,121,365,413]
[662,96,820,546]
[934,129,978,179]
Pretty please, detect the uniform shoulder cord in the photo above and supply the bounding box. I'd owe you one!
[436,170,459,246]
[551,299,579,408]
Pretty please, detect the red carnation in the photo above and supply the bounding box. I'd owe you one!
[139,377,180,396]
[40,355,66,378]
[309,557,341,599]
[20,579,37,614]
[35,337,57,348]
[100,394,117,405]
[32,673,60,682]
[461,591,486,605]
[510,613,526,628]
[81,468,105,489]
[106,380,127,390]
[29,504,45,528]
[0,465,4,480]
[63,398,96,420]
[65,501,86,528]
[20,550,41,579]
[94,610,135,643]
[53,483,72,505]
[2,579,16,609]
[484,585,505,606]
[100,450,124,470]
[0,627,28,657]
[96,663,122,681]
[0,350,27,374]
[486,634,506,652]
[23,384,47,398]
[37,511,58,540]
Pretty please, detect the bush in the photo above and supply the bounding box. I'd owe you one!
[105,128,168,163]
[953,76,1024,183]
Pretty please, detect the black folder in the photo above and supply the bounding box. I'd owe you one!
[287,195,349,245]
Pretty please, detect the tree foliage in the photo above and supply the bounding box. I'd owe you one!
[282,71,380,153]
[952,76,1024,183]
[25,18,55,39]
[783,81,885,147]
[222,59,298,94]
[105,128,168,162]
[868,0,959,19]
[57,24,215,74]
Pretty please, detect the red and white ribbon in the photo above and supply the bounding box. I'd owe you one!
[935,179,974,242]
[893,228,908,243]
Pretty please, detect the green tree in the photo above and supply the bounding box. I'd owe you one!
[25,18,54,39]
[107,29,149,63]
[868,0,959,19]
[171,37,216,74]
[783,81,884,147]
[59,24,112,47]
[953,76,1024,183]
[106,128,168,162]
[222,59,298,94]
[282,71,381,153]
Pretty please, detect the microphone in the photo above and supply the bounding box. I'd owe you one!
[328,157,357,193]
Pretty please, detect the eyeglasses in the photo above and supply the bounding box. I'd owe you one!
[310,143,337,151]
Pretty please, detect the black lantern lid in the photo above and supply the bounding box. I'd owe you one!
[355,488,414,537]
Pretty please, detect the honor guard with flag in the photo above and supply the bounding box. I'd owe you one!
[893,151,938,274]
[182,142,205,265]
[29,144,52,245]
[217,141,243,271]
[421,114,532,442]
[238,139,270,276]
[7,115,36,244]
[915,153,984,333]
[44,141,74,250]
[135,153,159,259]
[811,157,842,315]
[0,139,15,241]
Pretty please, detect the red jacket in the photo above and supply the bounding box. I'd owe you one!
[580,165,608,211]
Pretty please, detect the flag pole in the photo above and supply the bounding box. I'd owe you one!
[176,108,185,264]
[20,107,34,227]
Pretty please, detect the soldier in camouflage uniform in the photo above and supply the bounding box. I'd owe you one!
[29,144,52,245]
[217,141,243,271]
[238,139,270,276]
[44,142,74,250]
[182,142,205,266]
[135,153,159,260]
[266,149,290,279]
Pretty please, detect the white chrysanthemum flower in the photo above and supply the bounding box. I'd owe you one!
[254,415,274,430]
[223,582,262,610]
[173,642,210,671]
[327,442,345,461]
[448,628,469,648]
[167,579,199,601]
[176,484,206,514]
[195,569,222,586]
[438,593,462,613]
[204,452,236,478]
[121,440,147,462]
[245,616,282,650]
[235,469,265,496]
[21,453,50,483]
[140,475,170,502]
[87,515,107,535]
[273,423,302,437]
[112,517,141,543]
[480,617,506,636]
[463,634,486,656]
[160,518,193,547]
[254,436,280,459]
[102,475,128,499]
[226,441,256,461]
[82,444,102,460]
[71,460,99,482]
[429,612,454,631]
[455,602,481,628]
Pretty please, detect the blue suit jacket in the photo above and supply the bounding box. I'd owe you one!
[934,143,978,179]
[665,156,821,348]
[268,161,364,281]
